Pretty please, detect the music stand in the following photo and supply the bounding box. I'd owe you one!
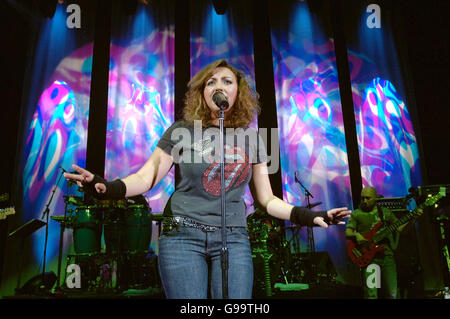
[9,219,46,293]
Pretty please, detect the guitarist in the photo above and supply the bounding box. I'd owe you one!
[345,187,416,299]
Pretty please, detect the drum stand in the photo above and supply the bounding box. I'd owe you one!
[294,172,322,283]
[103,209,123,292]
[114,217,123,291]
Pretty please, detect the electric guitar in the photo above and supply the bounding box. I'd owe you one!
[347,192,443,268]
[0,193,8,202]
[0,207,15,220]
[0,193,15,220]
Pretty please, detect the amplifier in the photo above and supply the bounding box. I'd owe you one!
[376,197,407,212]
[418,184,449,197]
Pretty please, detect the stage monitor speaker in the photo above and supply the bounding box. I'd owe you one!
[393,211,424,298]
[16,271,56,295]
[296,251,337,283]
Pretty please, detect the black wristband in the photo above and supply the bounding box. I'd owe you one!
[289,206,329,227]
[82,175,126,200]
[104,179,127,200]
[81,175,106,197]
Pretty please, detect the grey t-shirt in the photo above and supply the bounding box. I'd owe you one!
[157,120,268,227]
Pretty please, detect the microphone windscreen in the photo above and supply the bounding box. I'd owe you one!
[212,92,229,110]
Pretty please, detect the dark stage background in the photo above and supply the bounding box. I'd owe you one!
[0,0,449,299]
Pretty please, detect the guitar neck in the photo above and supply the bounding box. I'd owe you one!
[374,192,443,242]
[382,210,419,236]
[0,206,15,220]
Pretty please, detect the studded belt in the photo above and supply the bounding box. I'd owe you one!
[163,216,219,232]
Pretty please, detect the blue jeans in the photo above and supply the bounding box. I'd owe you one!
[158,225,254,299]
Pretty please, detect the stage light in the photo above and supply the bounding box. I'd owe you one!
[33,0,58,18]
[122,0,138,16]
[212,0,227,15]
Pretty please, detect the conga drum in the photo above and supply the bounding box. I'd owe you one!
[122,204,152,254]
[72,206,102,258]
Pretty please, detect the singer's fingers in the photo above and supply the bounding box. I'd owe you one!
[71,164,86,174]
[70,164,94,182]
[71,164,91,177]
[313,217,329,228]
[63,172,84,182]
[328,208,351,219]
[334,210,351,218]
[332,207,348,213]
[95,183,106,194]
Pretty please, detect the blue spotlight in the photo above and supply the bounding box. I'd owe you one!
[212,0,227,15]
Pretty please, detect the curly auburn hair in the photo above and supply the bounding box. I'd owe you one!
[183,60,260,127]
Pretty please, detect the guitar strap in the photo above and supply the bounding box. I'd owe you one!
[377,205,399,251]
[376,205,385,223]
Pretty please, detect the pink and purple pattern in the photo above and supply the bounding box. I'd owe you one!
[354,77,422,197]
[271,35,353,281]
[105,27,175,213]
[22,44,93,260]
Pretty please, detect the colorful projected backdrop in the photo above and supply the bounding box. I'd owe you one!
[22,47,93,263]
[270,0,353,282]
[348,7,423,197]
[105,4,175,214]
[354,78,422,196]
[190,0,257,215]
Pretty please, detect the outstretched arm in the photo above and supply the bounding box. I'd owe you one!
[251,162,351,228]
[64,146,174,198]
[122,147,174,197]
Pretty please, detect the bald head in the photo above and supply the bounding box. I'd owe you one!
[360,186,378,212]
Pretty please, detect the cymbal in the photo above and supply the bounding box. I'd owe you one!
[151,213,164,221]
[63,195,84,206]
[51,215,72,224]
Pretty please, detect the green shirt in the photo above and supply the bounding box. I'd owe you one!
[346,206,398,255]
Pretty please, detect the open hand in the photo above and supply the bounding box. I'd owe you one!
[313,207,351,228]
[63,164,106,194]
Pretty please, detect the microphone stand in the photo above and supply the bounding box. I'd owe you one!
[40,167,65,293]
[218,108,229,299]
[294,172,317,283]
[55,177,71,292]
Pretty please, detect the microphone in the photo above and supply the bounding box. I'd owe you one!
[60,166,67,173]
[212,91,229,110]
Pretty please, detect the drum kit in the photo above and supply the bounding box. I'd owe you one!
[51,194,161,295]
[246,208,333,297]
[51,188,325,297]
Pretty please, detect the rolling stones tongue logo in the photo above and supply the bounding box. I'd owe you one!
[202,145,250,196]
